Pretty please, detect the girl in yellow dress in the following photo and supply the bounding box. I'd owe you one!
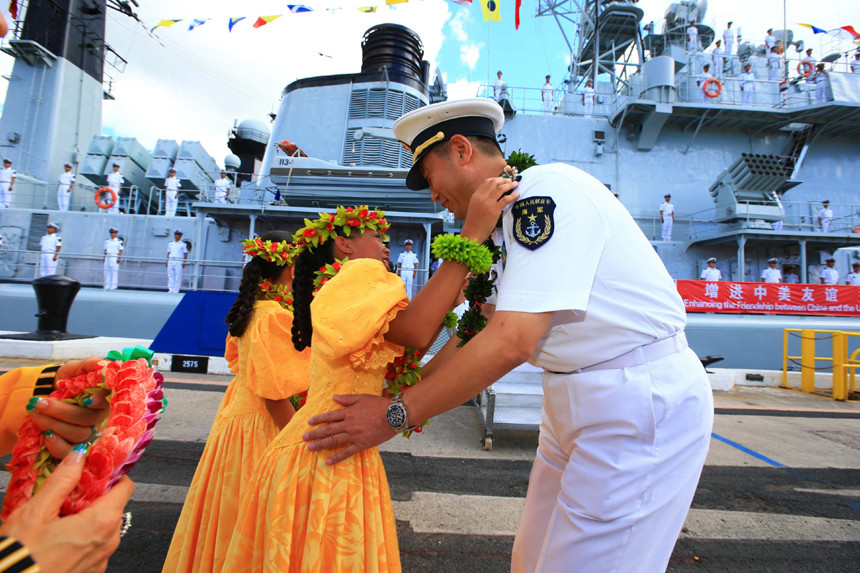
[224,203,505,573]
[162,231,311,573]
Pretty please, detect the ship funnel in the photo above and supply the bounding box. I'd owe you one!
[361,24,425,84]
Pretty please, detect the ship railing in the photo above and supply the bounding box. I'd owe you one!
[0,180,143,213]
[475,84,607,118]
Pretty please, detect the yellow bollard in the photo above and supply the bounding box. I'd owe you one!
[832,332,847,401]
[800,329,816,393]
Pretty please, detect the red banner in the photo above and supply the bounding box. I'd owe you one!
[677,280,860,317]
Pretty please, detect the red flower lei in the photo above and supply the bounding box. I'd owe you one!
[258,279,294,312]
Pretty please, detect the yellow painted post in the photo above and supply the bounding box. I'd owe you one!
[800,329,816,393]
[782,329,789,388]
[832,332,847,401]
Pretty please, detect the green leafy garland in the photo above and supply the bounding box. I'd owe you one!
[455,239,502,347]
[258,280,294,312]
[431,235,493,275]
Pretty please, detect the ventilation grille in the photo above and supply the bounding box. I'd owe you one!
[27,213,49,250]
[347,88,425,120]
[343,129,414,168]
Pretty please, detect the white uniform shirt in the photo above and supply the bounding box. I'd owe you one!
[698,71,713,96]
[765,34,777,50]
[107,171,124,190]
[740,71,756,91]
[495,164,687,372]
[814,70,828,86]
[700,267,722,281]
[767,51,780,71]
[397,251,419,270]
[820,267,839,285]
[40,234,62,253]
[104,237,123,255]
[818,207,833,224]
[167,240,188,260]
[542,82,553,103]
[165,177,182,192]
[660,202,675,218]
[214,178,230,196]
[761,267,782,283]
[722,28,735,48]
[687,26,698,48]
[713,46,724,59]
[852,59,860,74]
[0,167,16,183]
[846,272,860,286]
[582,86,595,103]
[493,79,505,99]
[58,172,75,186]
[784,273,799,284]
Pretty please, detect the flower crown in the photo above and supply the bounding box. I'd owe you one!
[293,206,390,254]
[241,237,297,266]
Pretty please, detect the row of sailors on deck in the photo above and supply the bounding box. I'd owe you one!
[695,56,834,105]
[700,257,860,285]
[496,70,596,116]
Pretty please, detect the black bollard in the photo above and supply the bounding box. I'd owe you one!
[0,275,95,341]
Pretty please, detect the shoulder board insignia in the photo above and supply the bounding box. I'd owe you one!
[513,196,555,250]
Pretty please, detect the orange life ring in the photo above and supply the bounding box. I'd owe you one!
[797,61,814,77]
[95,187,117,210]
[702,77,722,98]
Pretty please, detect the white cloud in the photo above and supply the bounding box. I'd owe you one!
[446,77,482,100]
[448,8,469,43]
[460,42,484,70]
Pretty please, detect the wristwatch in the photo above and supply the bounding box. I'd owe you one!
[386,391,417,433]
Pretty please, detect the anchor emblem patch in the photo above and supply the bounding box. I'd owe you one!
[512,196,555,250]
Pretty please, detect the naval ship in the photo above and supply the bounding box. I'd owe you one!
[0,0,859,373]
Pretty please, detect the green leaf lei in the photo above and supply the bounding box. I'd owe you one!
[455,238,502,347]
[431,234,493,275]
[258,280,294,312]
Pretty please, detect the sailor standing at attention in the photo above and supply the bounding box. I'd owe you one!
[712,40,724,78]
[723,21,735,56]
[493,70,505,101]
[582,78,595,117]
[56,163,75,212]
[661,193,674,241]
[813,63,829,103]
[818,200,833,232]
[697,63,713,103]
[0,158,16,208]
[214,170,231,203]
[801,49,815,82]
[106,163,124,214]
[39,222,62,277]
[761,258,782,283]
[852,53,860,74]
[164,167,181,217]
[304,98,715,573]
[784,265,800,283]
[700,257,722,281]
[687,20,698,52]
[820,258,839,285]
[397,239,419,300]
[846,262,860,286]
[103,227,123,290]
[740,63,756,105]
[541,75,553,114]
[767,47,781,82]
[166,229,188,293]
[765,29,777,51]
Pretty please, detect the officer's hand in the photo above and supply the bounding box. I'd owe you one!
[460,177,520,243]
[53,255,58,261]
[117,258,121,264]
[302,394,396,465]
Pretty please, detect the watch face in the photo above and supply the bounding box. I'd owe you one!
[387,404,406,429]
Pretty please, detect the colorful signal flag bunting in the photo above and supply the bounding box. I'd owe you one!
[797,23,827,35]
[358,6,378,12]
[288,5,314,12]
[228,17,246,32]
[253,15,282,28]
[481,0,500,22]
[151,19,182,33]
[188,19,210,31]
[386,0,409,4]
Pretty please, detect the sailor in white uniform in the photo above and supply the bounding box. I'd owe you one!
[845,262,860,285]
[582,79,595,117]
[493,70,506,100]
[761,258,782,283]
[660,193,674,241]
[801,49,815,84]
[767,47,781,82]
[103,227,123,290]
[712,40,724,78]
[0,158,16,208]
[56,163,76,212]
[687,20,698,52]
[697,63,713,103]
[541,75,553,114]
[818,200,833,232]
[740,63,756,105]
[700,257,722,281]
[813,63,829,103]
[820,258,839,285]
[214,170,231,203]
[39,223,62,277]
[723,21,735,56]
[164,168,181,217]
[397,239,419,300]
[106,163,124,214]
[166,229,188,293]
[307,99,715,573]
[784,265,800,284]
[852,53,860,74]
[765,29,777,51]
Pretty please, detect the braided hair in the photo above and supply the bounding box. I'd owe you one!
[225,230,293,338]
[291,239,336,351]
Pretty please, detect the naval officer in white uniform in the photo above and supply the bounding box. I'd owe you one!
[852,53,860,74]
[541,75,553,114]
[784,265,800,283]
[723,21,735,56]
[582,78,595,117]
[103,227,123,290]
[820,258,839,285]
[39,222,62,277]
[761,258,782,283]
[818,200,833,232]
[0,158,16,208]
[302,98,714,573]
[214,170,231,203]
[765,29,777,51]
[712,39,725,78]
[687,20,698,52]
[846,262,860,285]
[740,63,756,105]
[166,229,188,293]
[660,193,674,241]
[397,239,420,300]
[164,168,181,217]
[57,163,76,211]
[106,163,124,214]
[701,257,722,281]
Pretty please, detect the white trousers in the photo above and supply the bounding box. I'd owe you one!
[401,269,414,300]
[109,185,121,213]
[542,99,552,113]
[57,185,71,211]
[511,345,714,573]
[661,219,673,241]
[771,221,783,231]
[768,67,779,82]
[215,192,227,204]
[714,59,724,78]
[104,256,119,289]
[821,220,832,233]
[741,89,754,106]
[165,191,178,217]
[583,101,593,117]
[815,85,827,103]
[724,40,732,55]
[167,260,183,292]
[0,183,10,208]
[40,253,58,276]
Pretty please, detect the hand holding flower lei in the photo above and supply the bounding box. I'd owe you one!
[455,239,502,347]
[241,237,296,266]
[258,279,293,312]
[293,205,390,254]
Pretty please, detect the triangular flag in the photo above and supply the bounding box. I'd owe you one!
[481,0,500,22]
[797,23,828,35]
[451,0,472,5]
[229,17,245,32]
[150,19,182,33]
[515,0,521,29]
[842,25,859,38]
[253,15,282,29]
[9,1,18,19]
[827,27,856,41]
[387,0,409,4]
[288,5,314,13]
[358,6,378,12]
[188,18,210,31]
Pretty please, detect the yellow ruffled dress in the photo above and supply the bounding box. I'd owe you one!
[162,301,311,573]
[224,258,408,573]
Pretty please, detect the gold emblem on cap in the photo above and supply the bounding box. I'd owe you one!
[401,142,412,152]
[412,132,445,163]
